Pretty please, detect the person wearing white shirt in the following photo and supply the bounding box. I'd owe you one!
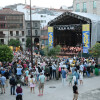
[80,64,84,72]
[52,63,56,79]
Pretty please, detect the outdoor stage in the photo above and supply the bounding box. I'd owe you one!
[48,12,90,56]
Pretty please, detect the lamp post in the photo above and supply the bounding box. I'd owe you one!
[30,0,33,68]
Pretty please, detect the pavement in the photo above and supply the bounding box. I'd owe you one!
[0,76,100,100]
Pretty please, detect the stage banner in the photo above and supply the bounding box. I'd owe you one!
[48,27,53,48]
[82,24,90,53]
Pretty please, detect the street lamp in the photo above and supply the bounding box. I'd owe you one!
[30,0,33,68]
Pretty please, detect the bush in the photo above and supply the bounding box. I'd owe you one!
[0,45,13,62]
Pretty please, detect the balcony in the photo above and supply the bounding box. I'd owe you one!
[82,9,87,13]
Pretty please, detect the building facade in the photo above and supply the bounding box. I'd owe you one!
[25,20,41,49]
[41,26,48,48]
[0,8,26,50]
[73,0,100,15]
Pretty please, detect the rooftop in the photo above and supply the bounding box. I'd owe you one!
[0,8,24,15]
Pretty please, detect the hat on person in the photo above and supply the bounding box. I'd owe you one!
[17,84,20,87]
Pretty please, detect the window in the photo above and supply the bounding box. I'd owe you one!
[0,39,4,44]
[28,30,31,36]
[93,1,96,9]
[41,15,43,17]
[35,23,37,27]
[83,2,87,12]
[0,23,6,29]
[0,31,5,37]
[0,15,5,21]
[22,38,25,42]
[76,3,80,10]
[8,23,23,29]
[35,30,38,36]
[41,20,46,23]
[83,2,86,9]
[22,31,24,36]
[10,31,13,36]
[16,31,19,36]
[41,15,46,17]
[27,23,30,27]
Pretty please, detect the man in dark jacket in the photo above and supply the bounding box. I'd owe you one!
[9,75,16,95]
[73,82,78,100]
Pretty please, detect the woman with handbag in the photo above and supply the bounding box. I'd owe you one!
[29,75,36,93]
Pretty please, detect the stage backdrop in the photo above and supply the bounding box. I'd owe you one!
[48,27,53,48]
[82,24,90,53]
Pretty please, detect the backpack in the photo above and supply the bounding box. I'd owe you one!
[10,78,16,85]
[84,67,86,72]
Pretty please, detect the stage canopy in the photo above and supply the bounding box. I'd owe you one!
[48,12,100,46]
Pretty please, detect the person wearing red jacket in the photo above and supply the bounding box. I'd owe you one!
[16,84,23,100]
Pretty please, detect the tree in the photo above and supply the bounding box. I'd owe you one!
[0,45,13,62]
[89,43,100,58]
[26,37,31,48]
[43,45,61,57]
[8,39,21,47]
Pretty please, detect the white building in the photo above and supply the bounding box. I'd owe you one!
[73,0,100,16]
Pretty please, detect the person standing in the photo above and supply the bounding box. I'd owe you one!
[73,82,78,100]
[4,69,10,87]
[38,72,45,96]
[29,75,36,93]
[49,62,52,80]
[52,62,56,79]
[61,67,66,86]
[73,69,79,85]
[0,74,6,94]
[45,65,50,81]
[16,66,23,78]
[9,75,16,95]
[79,71,83,85]
[68,69,73,86]
[25,68,29,85]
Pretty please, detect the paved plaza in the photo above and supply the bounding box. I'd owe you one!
[0,76,100,100]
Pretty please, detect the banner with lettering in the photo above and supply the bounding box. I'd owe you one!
[82,24,90,53]
[48,27,53,48]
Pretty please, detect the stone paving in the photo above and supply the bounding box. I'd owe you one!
[79,88,100,100]
[0,76,100,100]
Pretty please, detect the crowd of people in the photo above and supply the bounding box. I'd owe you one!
[61,46,81,54]
[0,51,100,100]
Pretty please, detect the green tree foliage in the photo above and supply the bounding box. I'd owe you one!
[0,45,13,62]
[26,38,31,48]
[8,39,20,47]
[89,43,100,58]
[43,45,61,57]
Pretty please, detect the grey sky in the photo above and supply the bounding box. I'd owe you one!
[0,0,73,8]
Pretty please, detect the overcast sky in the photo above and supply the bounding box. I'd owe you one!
[0,0,73,8]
